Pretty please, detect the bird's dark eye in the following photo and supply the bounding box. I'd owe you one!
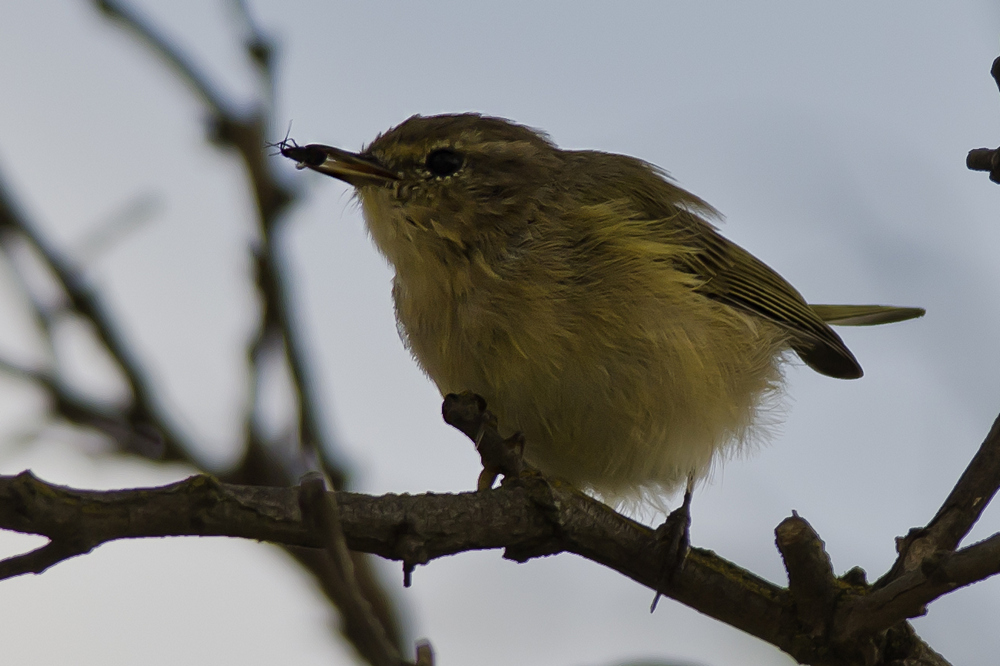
[425,148,464,177]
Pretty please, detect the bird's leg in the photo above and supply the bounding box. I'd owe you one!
[650,473,695,612]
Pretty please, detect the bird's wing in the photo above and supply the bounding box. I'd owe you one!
[588,157,921,379]
[676,224,864,379]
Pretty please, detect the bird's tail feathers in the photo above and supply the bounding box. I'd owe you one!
[809,304,925,327]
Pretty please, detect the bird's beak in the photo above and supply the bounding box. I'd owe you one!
[279,142,399,187]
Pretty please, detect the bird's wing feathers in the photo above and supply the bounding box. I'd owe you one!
[674,222,864,379]
[585,156,921,379]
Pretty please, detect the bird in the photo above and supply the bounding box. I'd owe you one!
[280,113,923,505]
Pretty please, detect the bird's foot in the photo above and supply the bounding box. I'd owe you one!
[650,483,693,612]
[476,431,526,490]
[442,392,526,490]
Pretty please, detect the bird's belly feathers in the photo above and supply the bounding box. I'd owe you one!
[392,258,789,500]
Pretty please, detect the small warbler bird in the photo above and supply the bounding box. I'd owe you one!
[282,114,923,502]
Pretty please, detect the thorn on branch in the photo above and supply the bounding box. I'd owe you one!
[395,529,430,589]
[441,392,526,490]
[402,561,414,588]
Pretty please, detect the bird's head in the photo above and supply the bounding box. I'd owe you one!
[281,114,564,267]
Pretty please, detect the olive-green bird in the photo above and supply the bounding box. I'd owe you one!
[282,114,923,502]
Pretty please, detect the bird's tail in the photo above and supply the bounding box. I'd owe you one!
[809,304,926,326]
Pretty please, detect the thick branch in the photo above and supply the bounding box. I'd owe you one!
[0,467,960,666]
[0,471,801,651]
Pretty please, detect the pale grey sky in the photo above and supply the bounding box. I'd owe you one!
[0,2,998,665]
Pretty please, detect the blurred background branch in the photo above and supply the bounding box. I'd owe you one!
[0,1,404,663]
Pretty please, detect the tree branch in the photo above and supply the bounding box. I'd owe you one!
[0,3,406,660]
[92,0,345,483]
[775,513,839,640]
[91,2,402,645]
[966,55,1000,183]
[878,413,1000,587]
[0,470,789,636]
[94,0,233,118]
[0,460,971,666]
[0,167,195,463]
[835,532,1000,644]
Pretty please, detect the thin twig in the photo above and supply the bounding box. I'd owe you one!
[95,0,233,118]
[878,413,1000,587]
